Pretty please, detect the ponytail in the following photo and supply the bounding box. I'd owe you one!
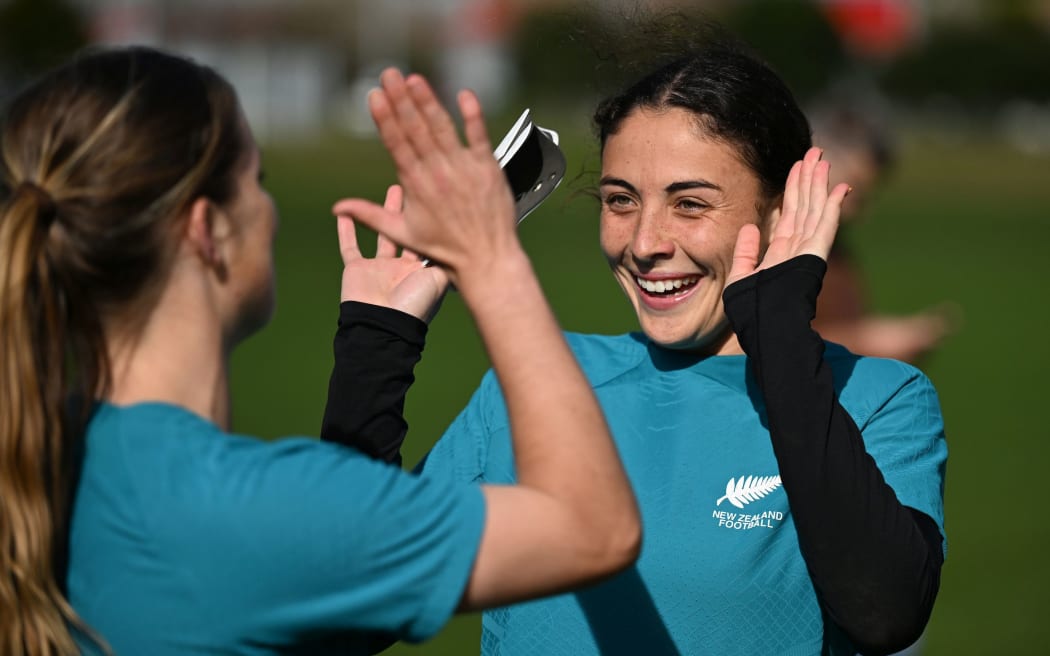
[0,181,85,654]
[0,45,244,654]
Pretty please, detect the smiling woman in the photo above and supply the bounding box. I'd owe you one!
[598,106,775,351]
[323,34,948,656]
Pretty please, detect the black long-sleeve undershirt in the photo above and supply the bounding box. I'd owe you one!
[321,257,943,655]
[320,301,428,466]
[319,303,428,656]
[722,255,943,655]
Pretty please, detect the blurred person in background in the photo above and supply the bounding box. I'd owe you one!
[0,45,642,655]
[810,99,958,364]
[325,33,947,656]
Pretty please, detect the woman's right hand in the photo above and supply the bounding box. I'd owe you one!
[335,68,641,612]
[332,69,520,290]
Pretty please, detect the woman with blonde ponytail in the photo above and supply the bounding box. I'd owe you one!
[0,48,640,654]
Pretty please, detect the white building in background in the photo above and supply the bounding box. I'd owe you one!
[65,0,523,141]
[71,0,344,143]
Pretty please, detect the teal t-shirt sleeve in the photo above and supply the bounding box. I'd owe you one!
[859,367,948,551]
[158,434,485,646]
[415,370,499,482]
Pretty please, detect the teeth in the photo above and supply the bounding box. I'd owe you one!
[635,275,700,294]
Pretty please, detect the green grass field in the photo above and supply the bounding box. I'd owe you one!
[228,118,1050,655]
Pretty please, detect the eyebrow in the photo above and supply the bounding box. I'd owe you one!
[599,177,638,194]
[666,179,722,193]
[599,176,722,194]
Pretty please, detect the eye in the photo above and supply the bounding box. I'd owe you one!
[675,197,709,213]
[602,193,635,211]
[257,168,267,184]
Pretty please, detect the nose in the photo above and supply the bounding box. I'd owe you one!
[630,205,674,263]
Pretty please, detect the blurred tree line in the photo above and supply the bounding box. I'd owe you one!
[508,1,1050,112]
[2,0,1047,119]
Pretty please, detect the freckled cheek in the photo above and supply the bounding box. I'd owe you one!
[598,216,631,265]
[704,225,746,279]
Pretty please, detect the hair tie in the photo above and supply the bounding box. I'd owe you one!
[14,180,58,225]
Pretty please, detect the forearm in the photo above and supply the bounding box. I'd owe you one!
[320,301,427,465]
[723,255,942,655]
[457,250,639,554]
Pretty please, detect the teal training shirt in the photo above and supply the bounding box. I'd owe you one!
[69,402,484,655]
[421,332,947,656]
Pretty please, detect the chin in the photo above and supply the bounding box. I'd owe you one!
[640,320,732,355]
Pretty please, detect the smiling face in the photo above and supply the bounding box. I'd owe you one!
[599,107,776,355]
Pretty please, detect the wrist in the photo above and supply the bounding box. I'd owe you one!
[452,245,534,305]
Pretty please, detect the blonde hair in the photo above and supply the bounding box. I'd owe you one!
[0,46,244,654]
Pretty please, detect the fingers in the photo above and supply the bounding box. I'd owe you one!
[378,69,442,164]
[813,181,849,248]
[776,160,802,239]
[401,246,423,263]
[383,184,404,212]
[333,199,410,251]
[335,213,361,264]
[332,198,365,263]
[802,160,831,238]
[368,88,418,177]
[357,68,512,275]
[376,185,403,258]
[406,74,461,153]
[779,147,841,244]
[793,147,822,223]
[458,89,492,153]
[376,231,398,259]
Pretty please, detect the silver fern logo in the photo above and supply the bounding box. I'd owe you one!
[716,475,782,509]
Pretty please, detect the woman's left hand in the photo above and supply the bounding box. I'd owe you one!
[334,184,449,323]
[727,146,851,288]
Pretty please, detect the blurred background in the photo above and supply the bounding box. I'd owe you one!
[2,0,1047,654]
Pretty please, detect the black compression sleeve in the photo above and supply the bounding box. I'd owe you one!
[722,255,943,656]
[320,301,427,465]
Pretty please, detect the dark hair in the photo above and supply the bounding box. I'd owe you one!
[593,41,812,202]
[0,46,245,654]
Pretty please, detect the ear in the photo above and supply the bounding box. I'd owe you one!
[185,197,222,267]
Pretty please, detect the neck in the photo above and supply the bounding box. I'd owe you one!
[105,261,232,429]
[712,331,745,356]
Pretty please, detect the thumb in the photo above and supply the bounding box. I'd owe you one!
[727,223,762,286]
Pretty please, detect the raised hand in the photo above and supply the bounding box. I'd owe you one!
[727,147,851,288]
[332,68,519,289]
[335,184,448,323]
[334,69,641,610]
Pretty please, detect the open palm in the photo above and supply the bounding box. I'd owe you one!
[727,147,851,289]
[335,184,449,323]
